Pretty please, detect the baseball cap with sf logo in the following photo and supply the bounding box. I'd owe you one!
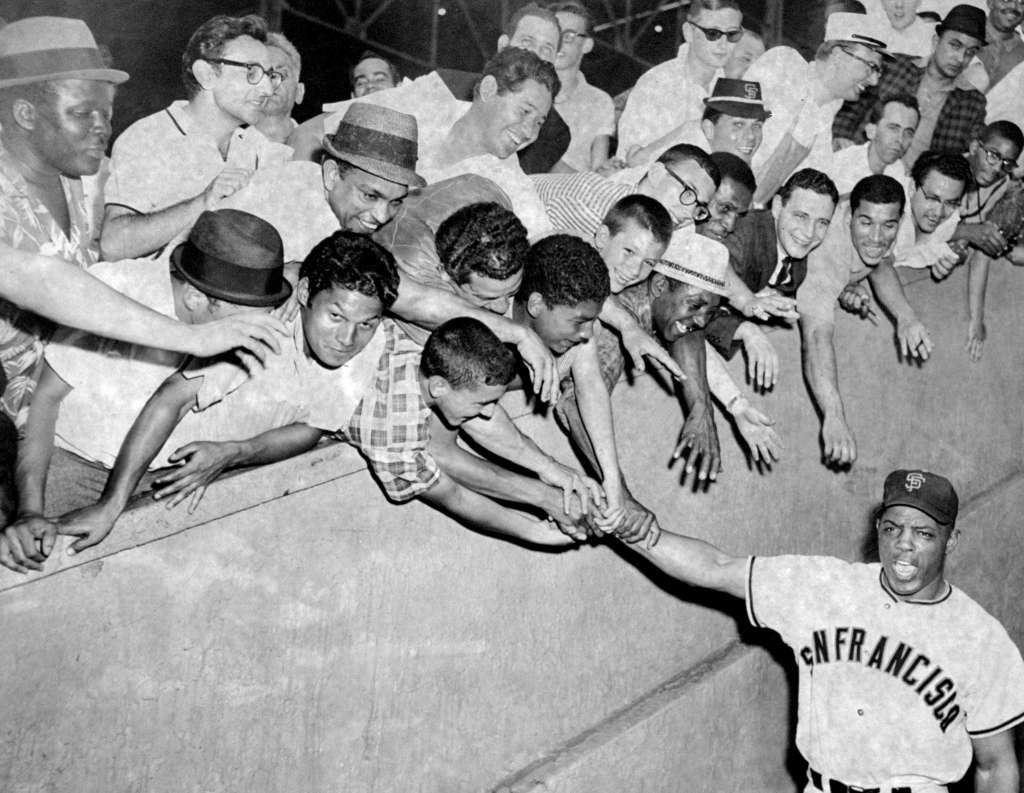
[881,469,959,525]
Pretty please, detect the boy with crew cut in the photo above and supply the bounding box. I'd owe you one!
[55,231,403,553]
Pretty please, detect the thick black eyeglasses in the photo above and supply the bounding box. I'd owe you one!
[689,22,744,43]
[839,46,882,77]
[206,58,283,87]
[665,169,711,222]
[977,141,1018,173]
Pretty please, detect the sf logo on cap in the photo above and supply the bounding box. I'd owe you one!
[744,82,758,99]
[905,472,926,491]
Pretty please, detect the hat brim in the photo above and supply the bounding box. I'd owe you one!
[170,243,292,308]
[652,261,730,297]
[322,138,426,189]
[0,67,129,89]
[880,496,955,525]
[703,99,771,120]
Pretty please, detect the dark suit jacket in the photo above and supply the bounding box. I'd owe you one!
[437,68,570,175]
[704,209,806,358]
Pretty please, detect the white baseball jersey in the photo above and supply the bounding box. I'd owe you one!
[746,555,1024,789]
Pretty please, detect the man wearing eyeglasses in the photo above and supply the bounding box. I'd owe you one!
[617,0,744,167]
[746,12,889,205]
[102,14,292,260]
[833,5,988,171]
[549,2,616,172]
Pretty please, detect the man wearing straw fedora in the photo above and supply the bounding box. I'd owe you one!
[101,13,291,261]
[0,16,129,431]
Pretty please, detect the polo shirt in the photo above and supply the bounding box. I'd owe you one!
[105,100,292,216]
[554,72,615,172]
[46,257,183,468]
[616,43,724,160]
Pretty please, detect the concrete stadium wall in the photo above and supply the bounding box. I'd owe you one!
[2,262,1023,793]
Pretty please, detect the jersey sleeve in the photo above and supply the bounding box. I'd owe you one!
[746,555,852,644]
[964,620,1024,738]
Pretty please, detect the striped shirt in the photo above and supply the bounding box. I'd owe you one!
[531,172,634,239]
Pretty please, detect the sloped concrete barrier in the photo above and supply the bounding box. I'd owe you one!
[2,263,1022,793]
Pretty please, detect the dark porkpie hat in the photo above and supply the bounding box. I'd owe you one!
[936,4,987,46]
[171,210,291,307]
[704,78,772,121]
[881,469,959,525]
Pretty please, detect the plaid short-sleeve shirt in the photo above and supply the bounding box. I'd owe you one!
[339,321,440,503]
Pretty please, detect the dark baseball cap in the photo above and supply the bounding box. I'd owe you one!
[881,469,959,525]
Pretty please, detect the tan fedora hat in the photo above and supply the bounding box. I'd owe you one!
[323,102,426,188]
[0,17,129,89]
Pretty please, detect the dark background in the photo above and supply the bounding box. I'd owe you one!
[0,0,821,140]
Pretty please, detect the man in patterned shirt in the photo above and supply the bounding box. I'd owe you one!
[833,5,988,168]
[0,17,128,428]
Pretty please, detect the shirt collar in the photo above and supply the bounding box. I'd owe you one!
[878,567,953,605]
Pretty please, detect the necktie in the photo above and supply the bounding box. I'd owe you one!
[773,256,795,288]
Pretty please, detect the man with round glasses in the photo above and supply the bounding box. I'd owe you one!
[616,0,744,167]
[102,14,292,260]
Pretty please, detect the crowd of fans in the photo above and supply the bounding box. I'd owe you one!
[1,0,1023,573]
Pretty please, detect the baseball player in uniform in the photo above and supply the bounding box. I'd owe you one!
[620,469,1024,793]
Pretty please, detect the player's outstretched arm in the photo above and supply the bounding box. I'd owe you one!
[618,527,747,599]
[971,730,1019,793]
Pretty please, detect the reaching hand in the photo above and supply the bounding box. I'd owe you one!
[731,399,782,464]
[186,312,287,363]
[737,324,778,390]
[621,326,684,380]
[929,250,960,281]
[153,441,241,512]
[56,502,120,555]
[821,413,857,467]
[516,329,560,404]
[966,316,986,362]
[671,403,721,483]
[738,289,799,322]
[0,514,58,573]
[896,317,933,361]
[838,282,877,322]
[538,458,605,518]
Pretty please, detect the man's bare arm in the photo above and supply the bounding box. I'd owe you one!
[0,244,285,360]
[800,315,856,465]
[56,371,201,553]
[669,330,721,481]
[420,470,574,547]
[619,527,748,598]
[867,258,932,360]
[753,133,812,205]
